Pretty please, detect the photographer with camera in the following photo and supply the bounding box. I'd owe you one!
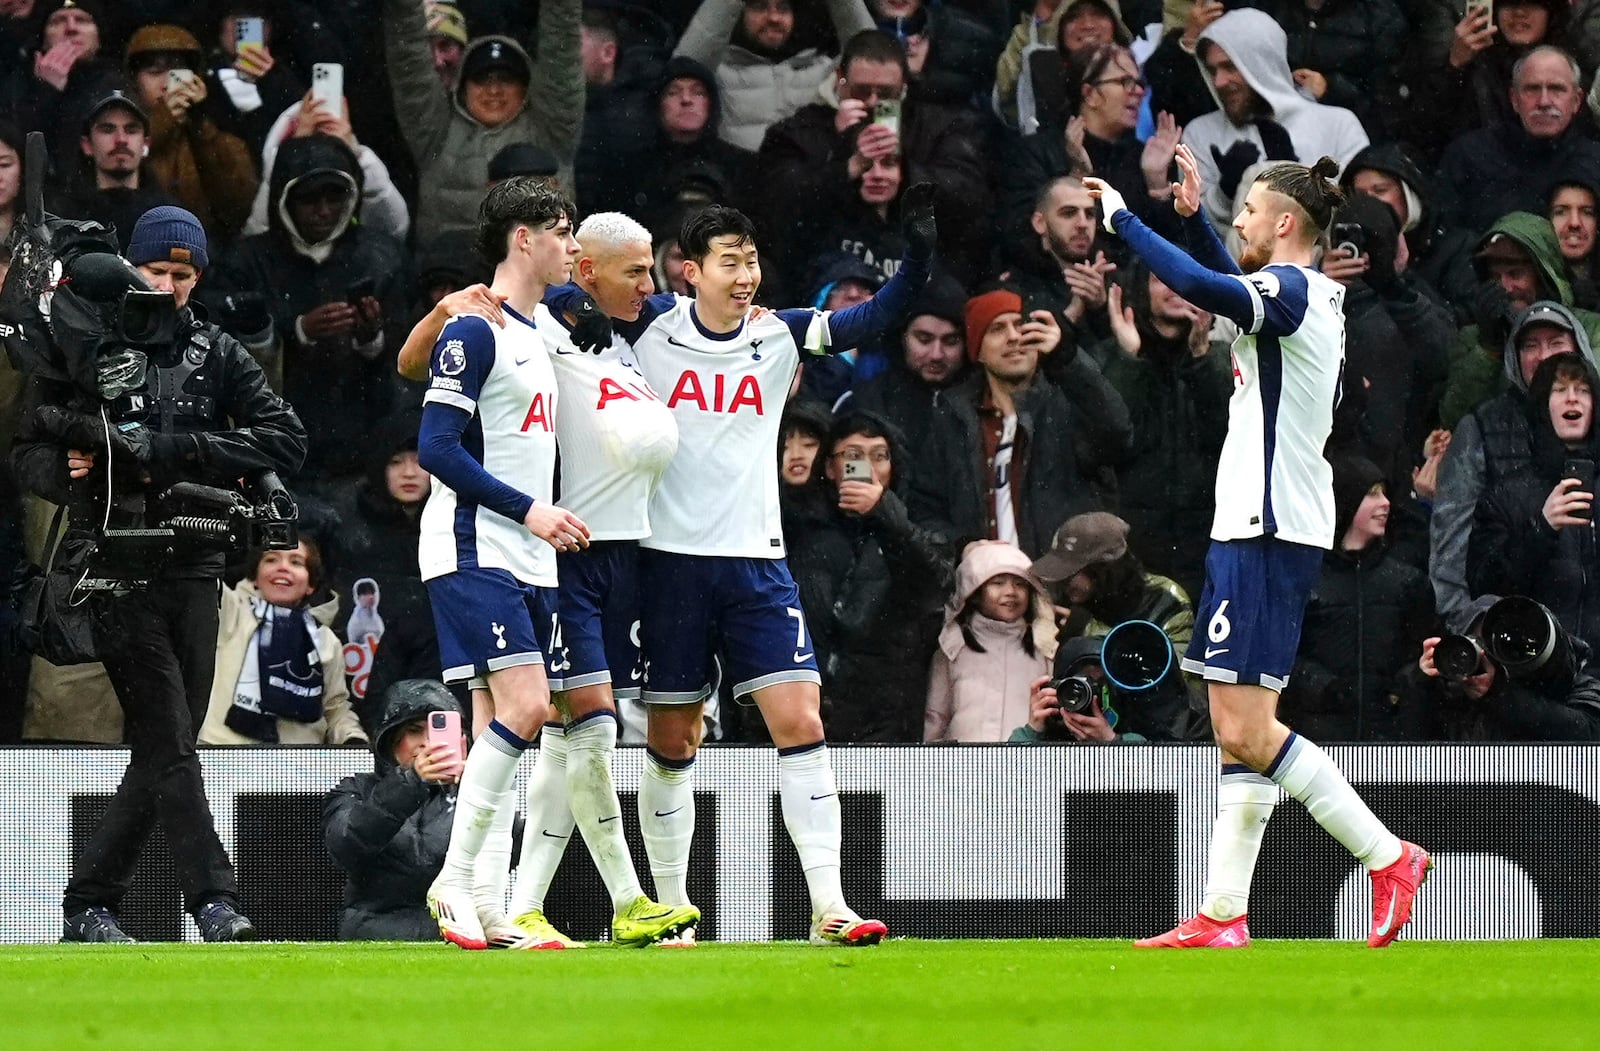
[11,205,307,943]
[1015,625,1196,744]
[1416,596,1600,741]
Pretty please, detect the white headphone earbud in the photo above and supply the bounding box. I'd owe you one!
[140,143,149,158]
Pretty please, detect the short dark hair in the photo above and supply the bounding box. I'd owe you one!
[827,411,891,451]
[839,29,909,80]
[580,8,618,39]
[680,205,758,265]
[474,176,575,266]
[1255,157,1345,236]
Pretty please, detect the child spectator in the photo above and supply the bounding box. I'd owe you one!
[925,540,1058,742]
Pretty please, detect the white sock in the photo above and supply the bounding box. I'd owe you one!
[778,742,844,918]
[508,724,573,917]
[637,749,695,906]
[473,788,516,919]
[1200,766,1278,921]
[438,721,529,887]
[564,712,644,912]
[1268,733,1402,870]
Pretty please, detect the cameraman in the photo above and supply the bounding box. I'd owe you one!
[11,206,307,943]
[1014,634,1196,744]
[1414,603,1600,741]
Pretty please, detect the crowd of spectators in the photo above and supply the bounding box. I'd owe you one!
[3,0,1600,749]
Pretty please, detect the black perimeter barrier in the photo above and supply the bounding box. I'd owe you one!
[3,744,1595,942]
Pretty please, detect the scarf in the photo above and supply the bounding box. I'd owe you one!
[225,599,324,742]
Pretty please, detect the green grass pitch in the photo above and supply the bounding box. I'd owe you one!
[4,939,1594,1050]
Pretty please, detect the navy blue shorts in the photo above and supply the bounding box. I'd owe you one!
[1181,537,1324,691]
[427,568,561,686]
[637,550,821,704]
[547,541,643,700]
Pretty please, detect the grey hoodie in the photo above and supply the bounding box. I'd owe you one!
[1431,301,1600,627]
[1183,9,1369,227]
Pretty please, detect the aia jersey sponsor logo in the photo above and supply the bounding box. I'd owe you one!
[665,370,764,414]
[596,376,662,410]
[520,392,553,432]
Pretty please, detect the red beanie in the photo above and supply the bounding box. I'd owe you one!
[963,288,1023,361]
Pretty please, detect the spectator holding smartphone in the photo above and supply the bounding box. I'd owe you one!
[323,679,467,941]
[1468,352,1600,654]
[201,132,409,488]
[203,4,308,161]
[125,24,258,240]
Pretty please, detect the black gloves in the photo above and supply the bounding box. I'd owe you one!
[1254,118,1296,163]
[1212,140,1260,201]
[901,181,938,265]
[569,293,613,353]
[33,406,181,466]
[1471,279,1515,351]
[222,292,271,336]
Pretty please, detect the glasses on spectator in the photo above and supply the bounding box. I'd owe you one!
[840,81,905,103]
[830,449,891,463]
[1093,75,1145,92]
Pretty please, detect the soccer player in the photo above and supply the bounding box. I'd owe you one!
[546,186,938,945]
[398,211,699,949]
[1084,148,1432,949]
[415,177,593,951]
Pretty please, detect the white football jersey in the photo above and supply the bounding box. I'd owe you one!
[534,304,678,540]
[629,296,829,558]
[1211,263,1344,549]
[418,308,560,585]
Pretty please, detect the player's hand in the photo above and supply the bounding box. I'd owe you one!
[1544,476,1593,530]
[836,477,884,516]
[835,97,869,134]
[1019,308,1063,356]
[1172,143,1205,218]
[32,39,84,91]
[1027,675,1058,733]
[1081,178,1127,233]
[414,742,462,784]
[437,283,507,328]
[901,181,938,265]
[569,293,613,353]
[525,503,591,552]
[1107,282,1140,357]
[1140,111,1182,196]
[1063,698,1116,742]
[351,295,383,343]
[1292,68,1327,99]
[300,302,356,342]
[1450,5,1496,69]
[1321,247,1370,286]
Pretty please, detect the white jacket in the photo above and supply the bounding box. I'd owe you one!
[1182,9,1368,227]
[243,102,412,241]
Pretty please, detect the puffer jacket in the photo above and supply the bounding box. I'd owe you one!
[200,134,410,482]
[674,0,874,153]
[383,0,583,244]
[198,580,365,746]
[925,541,1057,742]
[786,412,952,742]
[323,680,464,940]
[1431,301,1600,627]
[1437,118,1600,237]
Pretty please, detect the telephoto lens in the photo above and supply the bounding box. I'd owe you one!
[1100,620,1174,692]
[1433,634,1485,680]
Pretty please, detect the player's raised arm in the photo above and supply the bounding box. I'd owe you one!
[795,182,938,352]
[1084,174,1260,330]
[1172,144,1241,277]
[544,282,673,346]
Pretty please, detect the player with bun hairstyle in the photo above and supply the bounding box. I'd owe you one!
[1085,150,1432,950]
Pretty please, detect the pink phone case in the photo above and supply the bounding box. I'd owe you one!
[425,710,464,764]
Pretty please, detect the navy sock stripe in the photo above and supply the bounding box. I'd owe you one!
[776,739,825,758]
[1264,732,1300,778]
[567,708,618,729]
[646,746,695,770]
[541,721,565,736]
[1220,763,1255,775]
[487,718,534,752]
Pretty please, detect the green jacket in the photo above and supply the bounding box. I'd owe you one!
[1440,211,1600,428]
[383,0,583,245]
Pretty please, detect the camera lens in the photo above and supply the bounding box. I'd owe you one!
[1101,620,1173,692]
[430,713,445,729]
[1433,634,1483,680]
[1053,676,1095,714]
